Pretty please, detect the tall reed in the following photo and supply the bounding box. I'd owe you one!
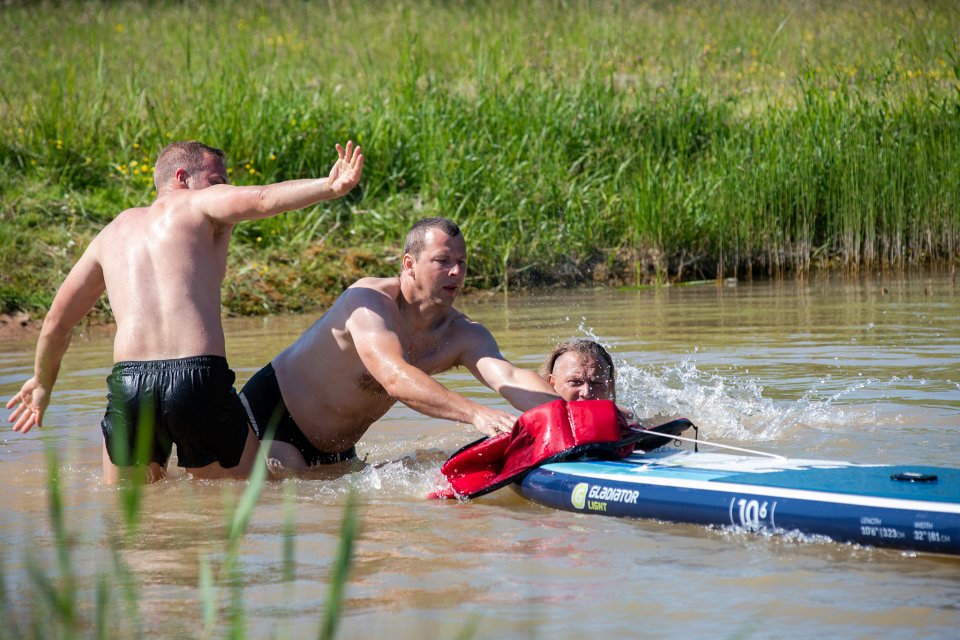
[1,440,359,639]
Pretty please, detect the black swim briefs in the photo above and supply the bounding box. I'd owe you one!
[239,363,356,466]
[101,356,250,469]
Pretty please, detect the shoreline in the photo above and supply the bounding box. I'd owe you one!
[0,312,39,342]
[5,267,956,346]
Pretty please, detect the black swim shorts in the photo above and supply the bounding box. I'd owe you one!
[239,363,356,466]
[101,356,250,468]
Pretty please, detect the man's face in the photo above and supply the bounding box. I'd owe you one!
[548,352,615,402]
[186,154,228,190]
[410,229,467,305]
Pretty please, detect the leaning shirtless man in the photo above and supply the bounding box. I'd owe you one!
[6,140,364,483]
[239,216,559,471]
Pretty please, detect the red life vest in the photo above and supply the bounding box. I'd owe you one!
[428,399,692,499]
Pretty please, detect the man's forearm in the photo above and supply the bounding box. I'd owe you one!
[472,356,560,412]
[257,178,342,216]
[382,369,489,424]
[497,370,559,411]
[33,322,72,389]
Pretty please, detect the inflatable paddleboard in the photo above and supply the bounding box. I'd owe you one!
[515,448,960,555]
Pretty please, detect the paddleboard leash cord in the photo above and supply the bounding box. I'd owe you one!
[630,423,788,460]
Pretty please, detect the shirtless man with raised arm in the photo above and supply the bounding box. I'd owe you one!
[6,140,364,483]
[239,217,559,472]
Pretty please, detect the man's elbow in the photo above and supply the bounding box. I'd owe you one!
[252,186,273,216]
[381,377,409,402]
[39,310,76,342]
[379,370,431,405]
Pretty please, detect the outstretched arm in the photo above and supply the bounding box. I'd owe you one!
[194,141,364,225]
[458,322,559,411]
[346,289,517,436]
[6,247,106,433]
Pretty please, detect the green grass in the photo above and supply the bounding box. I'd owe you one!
[2,0,959,317]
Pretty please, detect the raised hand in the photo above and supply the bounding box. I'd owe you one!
[6,377,50,433]
[327,140,364,197]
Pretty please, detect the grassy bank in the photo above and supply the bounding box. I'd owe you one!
[2,0,959,318]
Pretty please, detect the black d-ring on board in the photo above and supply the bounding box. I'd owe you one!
[891,471,938,483]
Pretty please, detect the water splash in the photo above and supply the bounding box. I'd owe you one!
[615,357,878,441]
[275,446,453,501]
[355,448,450,498]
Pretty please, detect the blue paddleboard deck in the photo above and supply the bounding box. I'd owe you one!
[515,450,960,555]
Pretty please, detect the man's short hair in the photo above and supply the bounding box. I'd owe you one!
[153,141,225,190]
[403,217,462,259]
[539,339,615,382]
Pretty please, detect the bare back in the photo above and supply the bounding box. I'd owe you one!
[95,193,231,362]
[273,277,473,451]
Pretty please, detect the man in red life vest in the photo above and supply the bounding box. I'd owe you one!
[539,339,616,402]
[433,340,627,500]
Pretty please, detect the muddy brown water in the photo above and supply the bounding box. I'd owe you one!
[1,274,958,638]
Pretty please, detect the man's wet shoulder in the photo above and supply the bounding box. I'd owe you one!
[345,276,400,299]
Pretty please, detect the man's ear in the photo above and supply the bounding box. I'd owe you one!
[547,374,557,389]
[401,253,415,273]
[174,167,189,187]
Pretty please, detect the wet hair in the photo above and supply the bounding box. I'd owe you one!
[403,217,462,259]
[539,339,615,383]
[153,141,225,191]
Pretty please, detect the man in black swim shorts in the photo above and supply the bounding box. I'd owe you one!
[102,356,251,470]
[239,363,356,467]
[7,139,364,483]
